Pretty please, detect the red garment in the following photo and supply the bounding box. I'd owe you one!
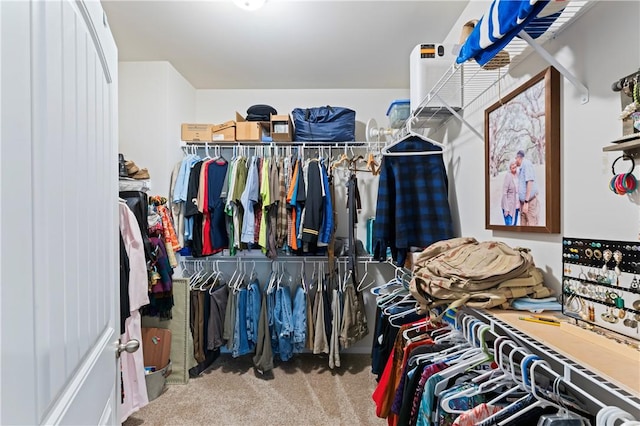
[372,342,395,418]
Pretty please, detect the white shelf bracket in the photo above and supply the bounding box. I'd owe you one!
[518,30,589,104]
[433,93,485,142]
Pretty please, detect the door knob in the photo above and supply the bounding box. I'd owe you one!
[117,339,140,358]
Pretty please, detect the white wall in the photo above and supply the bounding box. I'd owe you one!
[436,0,640,295]
[119,61,195,196]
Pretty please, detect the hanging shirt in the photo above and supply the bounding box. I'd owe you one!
[302,160,323,246]
[258,158,271,251]
[174,154,199,203]
[318,161,333,246]
[241,156,259,244]
[232,157,248,250]
[295,161,306,250]
[184,160,204,253]
[276,158,289,249]
[287,159,300,250]
[373,140,454,266]
[199,159,214,255]
[169,161,185,249]
[224,159,238,252]
[207,159,229,253]
[253,158,264,245]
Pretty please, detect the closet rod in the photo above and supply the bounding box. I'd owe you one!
[179,141,375,148]
[180,256,376,265]
[468,308,640,415]
[180,254,376,262]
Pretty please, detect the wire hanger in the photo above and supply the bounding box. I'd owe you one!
[381,119,447,156]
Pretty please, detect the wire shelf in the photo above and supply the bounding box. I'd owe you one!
[406,1,594,137]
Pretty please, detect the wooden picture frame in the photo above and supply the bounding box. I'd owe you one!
[485,66,560,233]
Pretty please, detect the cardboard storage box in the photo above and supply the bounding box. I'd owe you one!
[235,112,270,141]
[270,114,294,142]
[211,120,236,142]
[181,123,212,142]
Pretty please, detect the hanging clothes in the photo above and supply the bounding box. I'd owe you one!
[291,285,307,354]
[318,161,333,246]
[305,284,316,351]
[223,285,237,354]
[373,145,454,266]
[119,233,131,335]
[240,156,260,245]
[207,159,230,253]
[328,286,342,369]
[184,160,204,256]
[312,275,330,354]
[276,157,289,249]
[274,285,293,361]
[302,159,323,247]
[144,237,174,320]
[118,200,150,422]
[169,160,185,249]
[340,282,368,349]
[346,172,361,284]
[253,285,274,374]
[207,282,229,351]
[246,277,261,351]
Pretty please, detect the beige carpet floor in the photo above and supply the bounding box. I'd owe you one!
[123,353,386,426]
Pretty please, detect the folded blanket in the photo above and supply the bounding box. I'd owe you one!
[456,0,551,66]
[511,296,562,312]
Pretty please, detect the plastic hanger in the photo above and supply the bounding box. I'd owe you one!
[356,261,374,292]
[537,376,590,425]
[381,121,447,156]
[496,358,560,425]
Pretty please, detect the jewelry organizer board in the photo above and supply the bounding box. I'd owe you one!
[562,237,640,341]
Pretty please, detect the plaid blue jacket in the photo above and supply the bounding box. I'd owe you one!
[373,138,454,265]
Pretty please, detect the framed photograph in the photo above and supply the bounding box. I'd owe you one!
[485,66,561,233]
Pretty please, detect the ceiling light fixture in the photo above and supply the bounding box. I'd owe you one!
[233,0,267,11]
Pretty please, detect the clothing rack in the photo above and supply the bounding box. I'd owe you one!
[465,307,640,418]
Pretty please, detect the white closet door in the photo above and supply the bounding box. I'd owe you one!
[1,0,120,424]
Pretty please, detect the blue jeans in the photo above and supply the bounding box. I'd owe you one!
[246,279,261,350]
[267,286,278,356]
[291,286,307,353]
[232,288,251,357]
[502,208,520,226]
[274,286,293,361]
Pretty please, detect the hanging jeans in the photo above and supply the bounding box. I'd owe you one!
[232,288,251,357]
[246,279,261,351]
[274,286,293,361]
[291,286,307,353]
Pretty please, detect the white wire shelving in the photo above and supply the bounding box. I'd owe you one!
[405,1,594,141]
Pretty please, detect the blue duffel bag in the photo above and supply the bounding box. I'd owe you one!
[292,106,356,142]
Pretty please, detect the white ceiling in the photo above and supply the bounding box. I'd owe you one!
[102,0,469,90]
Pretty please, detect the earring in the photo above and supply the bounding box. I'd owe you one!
[613,250,623,274]
[602,249,613,273]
